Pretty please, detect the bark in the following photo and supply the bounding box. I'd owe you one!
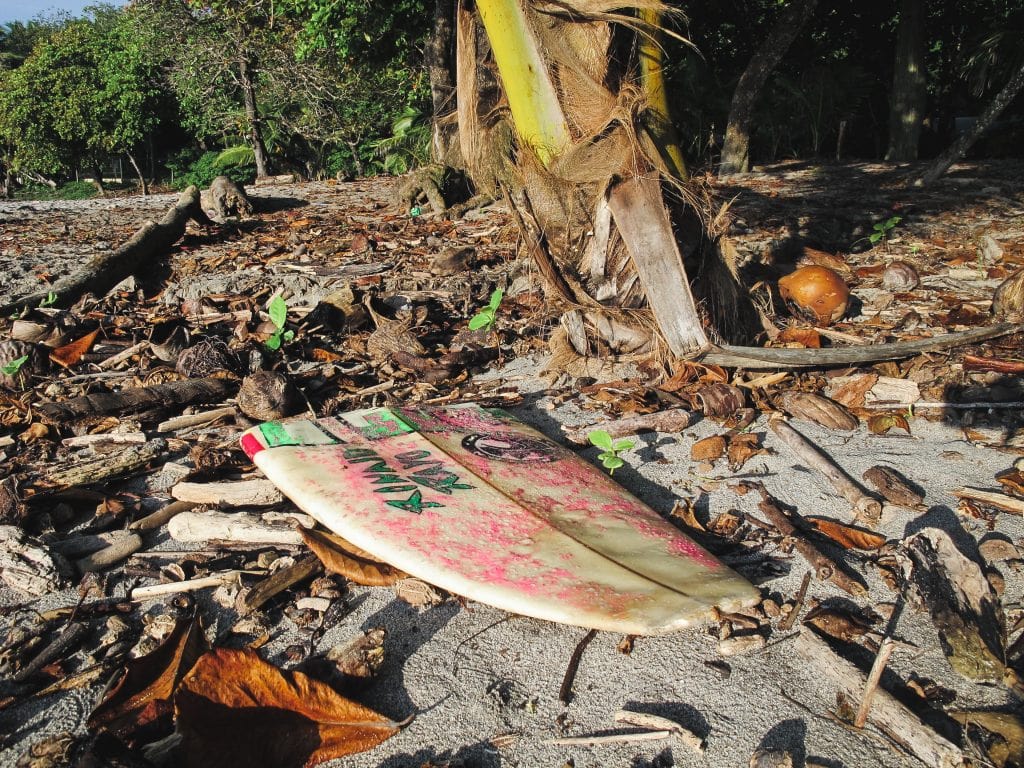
[428,0,461,167]
[126,151,149,196]
[0,186,212,316]
[916,57,1024,186]
[238,54,271,179]
[718,0,818,176]
[885,0,927,161]
[90,164,106,197]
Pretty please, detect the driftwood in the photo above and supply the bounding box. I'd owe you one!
[704,322,1024,369]
[854,637,895,728]
[743,482,866,595]
[562,408,695,445]
[128,500,197,532]
[157,406,236,433]
[794,630,963,768]
[171,479,283,508]
[768,416,882,522]
[37,377,238,425]
[131,571,241,601]
[0,186,212,316]
[953,487,1024,515]
[241,553,321,614]
[167,510,311,544]
[75,533,142,573]
[43,439,167,490]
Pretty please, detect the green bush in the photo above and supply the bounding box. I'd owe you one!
[14,180,99,201]
[166,148,255,189]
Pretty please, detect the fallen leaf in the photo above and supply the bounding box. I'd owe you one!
[804,606,874,642]
[174,648,404,768]
[775,327,822,348]
[867,413,911,435]
[394,578,444,608]
[299,528,407,586]
[49,328,100,369]
[804,517,887,550]
[691,435,726,462]
[19,422,49,442]
[670,498,705,532]
[829,373,878,409]
[88,616,208,746]
[997,469,1024,499]
[727,432,768,471]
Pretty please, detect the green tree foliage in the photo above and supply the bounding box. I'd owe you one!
[0,6,165,180]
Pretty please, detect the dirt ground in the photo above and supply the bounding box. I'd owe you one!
[1,162,1023,768]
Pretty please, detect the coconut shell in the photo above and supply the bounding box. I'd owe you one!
[778,265,850,325]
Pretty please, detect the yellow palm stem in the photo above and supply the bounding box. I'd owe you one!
[638,8,688,180]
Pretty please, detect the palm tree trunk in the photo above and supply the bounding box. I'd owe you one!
[719,0,817,176]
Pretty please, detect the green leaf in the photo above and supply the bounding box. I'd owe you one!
[265,332,282,351]
[1,355,29,376]
[39,291,57,308]
[588,430,614,450]
[868,232,882,244]
[282,330,295,342]
[602,456,624,472]
[268,295,288,330]
[488,288,504,311]
[885,216,902,228]
[612,439,635,452]
[468,311,494,331]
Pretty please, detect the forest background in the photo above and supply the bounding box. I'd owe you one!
[0,0,1021,201]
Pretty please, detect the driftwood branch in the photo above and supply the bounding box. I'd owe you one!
[743,482,866,595]
[0,186,212,315]
[562,408,695,445]
[769,416,882,522]
[43,439,167,490]
[795,630,963,768]
[37,377,238,425]
[952,487,1024,515]
[703,323,1024,369]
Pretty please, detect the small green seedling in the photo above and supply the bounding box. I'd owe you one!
[265,295,295,351]
[868,215,901,245]
[1,355,29,376]
[469,288,504,332]
[588,429,635,475]
[39,291,57,308]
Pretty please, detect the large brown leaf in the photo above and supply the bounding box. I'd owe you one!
[299,527,407,586]
[49,328,100,369]
[804,517,887,550]
[88,616,208,745]
[174,648,404,768]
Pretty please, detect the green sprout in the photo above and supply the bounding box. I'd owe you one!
[39,291,57,308]
[469,288,504,332]
[868,215,901,245]
[265,295,295,351]
[1,355,29,376]
[588,429,635,475]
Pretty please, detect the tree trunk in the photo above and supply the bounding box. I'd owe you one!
[238,54,271,179]
[91,165,106,197]
[126,152,149,196]
[718,0,818,176]
[428,0,462,168]
[885,0,926,161]
[916,57,1024,186]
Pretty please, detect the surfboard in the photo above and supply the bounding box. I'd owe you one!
[240,404,758,635]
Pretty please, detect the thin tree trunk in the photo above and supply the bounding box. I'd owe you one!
[428,0,461,167]
[718,0,818,176]
[238,55,271,179]
[91,165,106,197]
[885,0,926,161]
[126,152,149,196]
[346,140,364,177]
[916,57,1024,186]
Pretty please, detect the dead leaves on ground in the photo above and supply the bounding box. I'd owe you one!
[88,619,403,767]
[175,648,403,768]
[299,527,407,586]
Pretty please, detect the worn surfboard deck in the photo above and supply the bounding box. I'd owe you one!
[240,404,758,635]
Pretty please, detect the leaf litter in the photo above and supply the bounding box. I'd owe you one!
[0,164,1023,766]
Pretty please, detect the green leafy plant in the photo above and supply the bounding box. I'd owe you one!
[468,288,504,332]
[265,295,295,351]
[1,355,29,376]
[39,291,57,308]
[588,429,635,475]
[868,215,901,245]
